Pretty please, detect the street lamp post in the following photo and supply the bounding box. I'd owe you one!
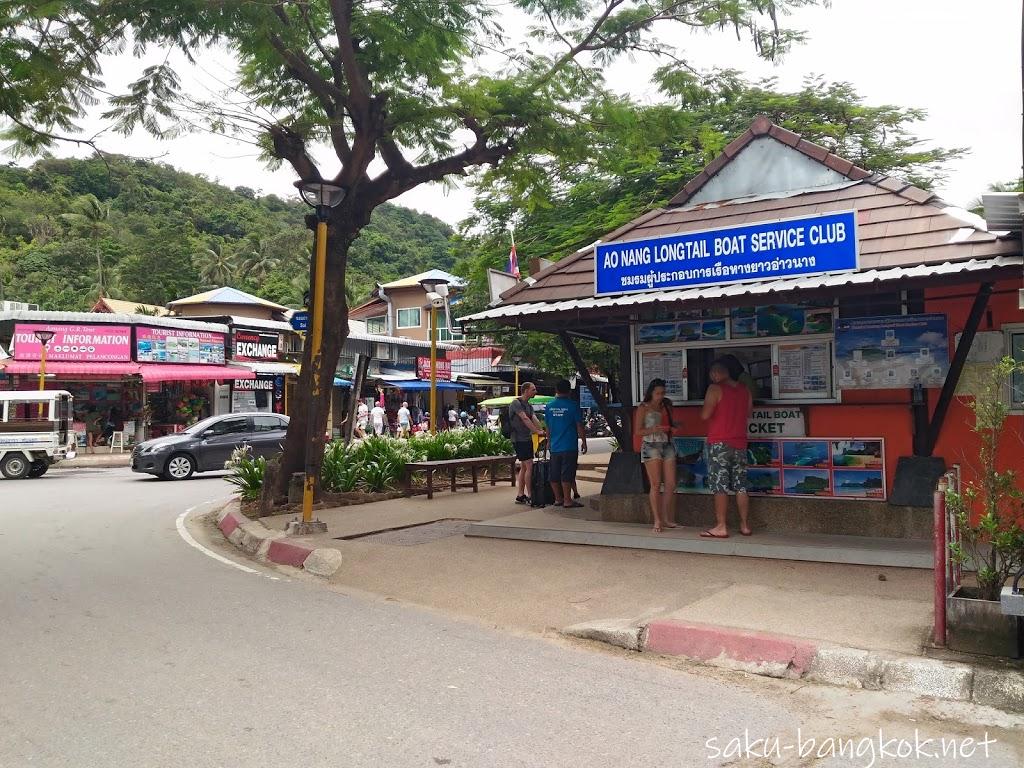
[418,276,450,435]
[512,355,522,394]
[291,179,347,535]
[33,329,55,418]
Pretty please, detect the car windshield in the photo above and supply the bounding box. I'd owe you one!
[182,416,223,435]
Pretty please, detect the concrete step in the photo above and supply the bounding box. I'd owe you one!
[466,510,932,569]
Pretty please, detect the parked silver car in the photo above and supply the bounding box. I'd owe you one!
[131,413,289,480]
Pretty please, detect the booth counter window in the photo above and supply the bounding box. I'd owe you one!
[633,304,837,405]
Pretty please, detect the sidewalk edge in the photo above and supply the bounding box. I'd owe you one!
[562,617,1024,713]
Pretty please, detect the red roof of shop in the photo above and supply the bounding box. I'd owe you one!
[0,361,141,376]
[137,364,255,382]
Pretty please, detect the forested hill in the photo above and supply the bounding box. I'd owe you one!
[0,156,456,311]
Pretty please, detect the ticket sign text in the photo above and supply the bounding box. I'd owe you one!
[595,210,858,296]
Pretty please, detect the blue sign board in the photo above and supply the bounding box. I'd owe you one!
[594,210,858,297]
[290,311,309,331]
[579,385,597,410]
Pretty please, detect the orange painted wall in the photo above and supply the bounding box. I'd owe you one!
[633,279,1024,496]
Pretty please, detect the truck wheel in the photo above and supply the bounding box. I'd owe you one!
[163,453,196,481]
[1,453,31,480]
[28,461,49,478]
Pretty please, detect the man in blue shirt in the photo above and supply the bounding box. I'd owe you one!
[545,379,588,508]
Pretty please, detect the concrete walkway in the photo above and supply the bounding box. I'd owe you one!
[468,507,933,568]
[258,480,934,656]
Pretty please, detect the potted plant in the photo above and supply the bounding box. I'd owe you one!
[946,357,1024,657]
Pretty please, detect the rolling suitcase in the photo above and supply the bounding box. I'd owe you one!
[530,440,557,508]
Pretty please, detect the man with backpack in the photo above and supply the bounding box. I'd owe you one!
[506,381,545,504]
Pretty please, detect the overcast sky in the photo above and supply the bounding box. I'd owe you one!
[21,0,1023,227]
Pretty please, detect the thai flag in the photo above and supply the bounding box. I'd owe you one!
[507,240,520,279]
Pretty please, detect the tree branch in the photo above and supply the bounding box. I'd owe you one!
[268,123,322,181]
[328,0,373,126]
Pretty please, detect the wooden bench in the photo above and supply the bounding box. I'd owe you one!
[403,455,517,500]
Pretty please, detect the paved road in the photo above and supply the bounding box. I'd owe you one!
[1,468,1021,767]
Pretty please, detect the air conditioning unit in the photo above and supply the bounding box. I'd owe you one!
[982,192,1023,232]
[0,300,39,312]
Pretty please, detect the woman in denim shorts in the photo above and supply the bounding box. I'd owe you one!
[636,378,677,532]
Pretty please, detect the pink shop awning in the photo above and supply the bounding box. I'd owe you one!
[137,364,256,383]
[0,360,141,376]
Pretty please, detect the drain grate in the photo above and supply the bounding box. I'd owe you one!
[336,518,474,546]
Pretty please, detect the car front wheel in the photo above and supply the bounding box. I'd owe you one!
[164,453,196,481]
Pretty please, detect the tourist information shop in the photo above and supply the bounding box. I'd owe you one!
[0,311,253,440]
[462,118,1023,559]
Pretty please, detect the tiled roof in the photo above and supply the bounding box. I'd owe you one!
[92,298,169,316]
[381,269,466,289]
[168,286,288,311]
[488,118,1019,312]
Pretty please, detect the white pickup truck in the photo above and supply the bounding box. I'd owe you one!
[0,390,77,479]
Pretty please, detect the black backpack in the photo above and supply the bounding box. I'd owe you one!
[499,407,513,439]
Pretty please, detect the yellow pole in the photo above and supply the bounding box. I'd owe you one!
[429,305,438,434]
[514,363,519,395]
[37,342,47,418]
[302,219,328,524]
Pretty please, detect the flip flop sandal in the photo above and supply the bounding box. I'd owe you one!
[700,530,730,539]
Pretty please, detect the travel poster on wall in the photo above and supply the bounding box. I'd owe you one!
[730,304,833,339]
[674,437,710,494]
[835,313,949,389]
[637,318,727,344]
[674,436,885,500]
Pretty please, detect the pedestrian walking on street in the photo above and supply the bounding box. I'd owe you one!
[397,401,412,438]
[636,378,678,533]
[510,382,545,505]
[355,400,369,439]
[545,379,587,508]
[371,402,387,436]
[700,358,753,538]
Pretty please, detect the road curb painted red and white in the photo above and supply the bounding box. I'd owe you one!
[215,504,343,577]
[564,618,1024,713]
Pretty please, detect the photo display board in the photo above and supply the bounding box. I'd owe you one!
[136,326,226,364]
[835,314,949,389]
[674,436,885,500]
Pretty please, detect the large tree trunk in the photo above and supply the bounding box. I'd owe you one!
[270,206,370,501]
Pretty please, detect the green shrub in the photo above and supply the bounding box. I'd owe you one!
[322,441,362,493]
[948,357,1024,601]
[225,451,266,502]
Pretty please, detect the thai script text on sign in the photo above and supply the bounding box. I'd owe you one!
[595,211,858,296]
[13,323,132,361]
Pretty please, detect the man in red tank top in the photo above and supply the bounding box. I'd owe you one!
[700,359,753,538]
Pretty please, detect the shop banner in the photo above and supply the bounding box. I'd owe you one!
[416,357,451,381]
[13,323,132,362]
[232,329,279,362]
[835,313,949,389]
[596,210,858,296]
[675,436,885,500]
[136,326,225,365]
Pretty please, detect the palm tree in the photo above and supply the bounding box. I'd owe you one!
[195,241,237,287]
[60,194,110,298]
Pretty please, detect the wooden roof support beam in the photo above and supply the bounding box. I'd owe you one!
[558,331,629,449]
[924,282,993,456]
